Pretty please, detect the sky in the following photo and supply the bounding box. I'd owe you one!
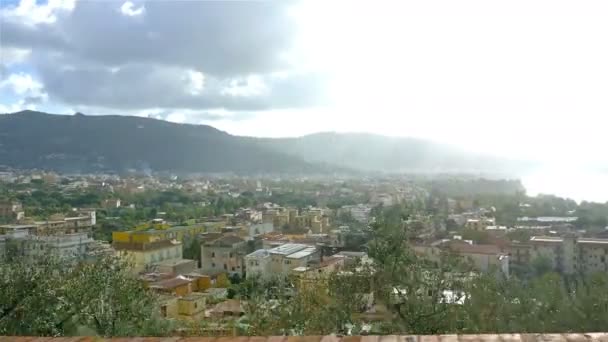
[2,0,608,167]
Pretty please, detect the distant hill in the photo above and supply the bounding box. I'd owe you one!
[0,111,320,174]
[0,111,532,175]
[254,132,533,175]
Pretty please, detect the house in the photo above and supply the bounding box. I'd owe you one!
[155,258,197,275]
[177,293,206,320]
[149,276,194,296]
[208,299,244,318]
[200,235,247,276]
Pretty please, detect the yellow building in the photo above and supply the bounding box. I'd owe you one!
[177,293,206,320]
[158,293,206,321]
[114,240,183,273]
[112,224,206,244]
[150,276,194,296]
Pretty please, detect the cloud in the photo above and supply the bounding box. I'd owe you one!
[120,1,144,17]
[0,0,325,115]
[0,47,31,66]
[0,72,45,96]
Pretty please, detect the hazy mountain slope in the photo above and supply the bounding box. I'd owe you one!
[0,111,319,174]
[254,132,533,175]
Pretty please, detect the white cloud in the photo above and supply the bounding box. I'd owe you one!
[165,112,186,124]
[0,72,44,96]
[0,48,31,66]
[1,0,75,25]
[120,1,145,17]
[185,70,205,95]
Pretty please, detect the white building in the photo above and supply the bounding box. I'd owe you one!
[246,243,320,280]
[244,249,271,280]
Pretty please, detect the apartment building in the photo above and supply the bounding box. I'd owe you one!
[244,249,272,280]
[200,235,247,276]
[0,210,96,260]
[511,236,608,275]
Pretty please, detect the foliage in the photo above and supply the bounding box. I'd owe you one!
[0,254,172,337]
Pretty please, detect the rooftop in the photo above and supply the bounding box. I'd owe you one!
[269,243,308,256]
[149,276,192,289]
[285,246,317,259]
[530,236,563,243]
[246,249,271,258]
[6,334,608,341]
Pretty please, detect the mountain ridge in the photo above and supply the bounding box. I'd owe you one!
[0,111,532,176]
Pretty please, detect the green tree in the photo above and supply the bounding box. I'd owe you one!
[0,254,172,337]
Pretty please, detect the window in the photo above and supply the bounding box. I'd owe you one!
[212,262,215,268]
[194,303,198,309]
[211,252,215,258]
[229,252,234,258]
[231,266,235,271]
[160,305,167,318]
[224,263,227,270]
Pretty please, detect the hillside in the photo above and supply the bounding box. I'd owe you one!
[0,111,531,175]
[0,111,318,174]
[255,132,533,175]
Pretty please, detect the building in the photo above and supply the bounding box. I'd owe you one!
[414,240,510,276]
[511,235,608,275]
[339,204,372,223]
[291,255,346,289]
[102,198,121,209]
[113,239,183,273]
[0,212,96,260]
[244,249,272,280]
[112,224,206,245]
[269,243,320,276]
[0,200,23,220]
[465,218,496,231]
[200,235,247,276]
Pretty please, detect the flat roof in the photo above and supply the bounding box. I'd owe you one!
[245,249,271,258]
[530,236,563,243]
[286,246,317,259]
[269,243,308,256]
[578,238,608,245]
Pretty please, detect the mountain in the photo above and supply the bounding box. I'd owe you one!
[0,111,532,175]
[0,111,320,174]
[254,132,534,176]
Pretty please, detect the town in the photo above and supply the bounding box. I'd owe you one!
[2,170,608,336]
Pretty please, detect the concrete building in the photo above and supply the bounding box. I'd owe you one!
[511,235,608,275]
[414,240,510,276]
[244,249,272,280]
[200,235,247,276]
[1,214,96,260]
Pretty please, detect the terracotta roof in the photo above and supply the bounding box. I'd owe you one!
[3,334,608,341]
